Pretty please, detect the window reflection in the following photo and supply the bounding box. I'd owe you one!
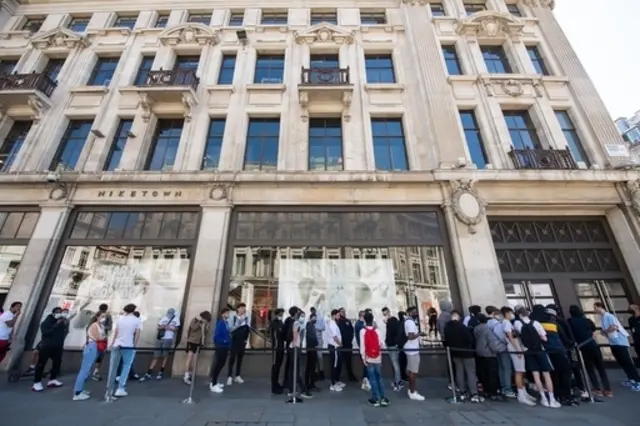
[0,246,25,307]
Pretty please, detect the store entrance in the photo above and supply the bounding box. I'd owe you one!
[504,279,559,310]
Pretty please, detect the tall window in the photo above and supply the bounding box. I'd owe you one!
[0,59,17,75]
[146,120,184,171]
[88,57,119,86]
[503,111,540,150]
[155,14,169,28]
[68,17,90,32]
[365,54,395,83]
[309,118,343,171]
[555,111,589,165]
[430,3,446,16]
[134,56,154,86]
[104,119,133,171]
[43,58,65,82]
[360,11,386,25]
[254,54,285,83]
[481,46,512,74]
[188,13,211,25]
[202,119,226,170]
[244,118,279,171]
[459,111,488,168]
[114,15,137,29]
[507,4,523,17]
[229,11,244,26]
[22,18,44,33]
[527,46,550,76]
[464,2,486,15]
[371,118,408,171]
[261,11,288,25]
[442,45,462,75]
[51,120,93,171]
[218,55,236,84]
[0,121,32,172]
[311,10,337,25]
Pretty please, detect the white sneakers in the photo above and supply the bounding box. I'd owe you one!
[361,378,371,392]
[209,383,224,393]
[540,397,561,408]
[408,390,425,401]
[226,376,245,385]
[72,391,91,401]
[234,376,245,384]
[226,376,233,385]
[31,382,44,392]
[32,379,63,392]
[330,382,346,392]
[518,394,536,406]
[114,388,128,397]
[183,374,192,385]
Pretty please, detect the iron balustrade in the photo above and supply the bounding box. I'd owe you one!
[300,67,350,85]
[508,148,578,170]
[0,72,57,97]
[142,69,199,90]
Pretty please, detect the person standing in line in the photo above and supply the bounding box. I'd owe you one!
[209,307,231,393]
[628,304,640,365]
[326,308,345,392]
[109,303,141,397]
[427,308,438,340]
[72,312,107,401]
[0,301,22,365]
[403,306,424,401]
[310,307,326,381]
[360,311,389,407]
[540,308,574,406]
[382,307,403,391]
[594,302,640,391]
[183,310,211,385]
[444,310,481,402]
[287,308,312,399]
[91,304,112,381]
[354,310,370,392]
[464,305,482,328]
[270,308,285,394]
[116,311,141,383]
[487,306,515,398]
[305,312,320,391]
[397,311,409,383]
[226,303,249,385]
[437,301,454,391]
[501,306,536,406]
[474,314,506,402]
[32,307,66,392]
[140,308,179,381]
[337,307,357,382]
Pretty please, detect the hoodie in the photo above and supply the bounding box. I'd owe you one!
[568,305,598,351]
[213,318,231,348]
[187,317,209,345]
[437,301,453,341]
[474,323,505,357]
[228,312,250,345]
[354,319,365,347]
[39,314,68,348]
[443,319,475,358]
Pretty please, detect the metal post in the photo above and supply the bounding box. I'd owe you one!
[286,346,302,404]
[575,345,595,403]
[445,347,459,404]
[182,347,200,404]
[103,347,121,402]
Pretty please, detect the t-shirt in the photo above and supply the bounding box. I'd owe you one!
[403,318,420,355]
[113,314,142,348]
[158,314,180,340]
[326,319,342,346]
[501,319,520,352]
[601,312,629,347]
[514,317,546,351]
[0,311,15,340]
[291,321,304,348]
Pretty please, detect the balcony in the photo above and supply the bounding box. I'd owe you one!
[0,73,56,121]
[509,148,578,170]
[298,67,353,122]
[142,69,199,90]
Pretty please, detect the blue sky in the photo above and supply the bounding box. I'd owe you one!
[555,0,640,119]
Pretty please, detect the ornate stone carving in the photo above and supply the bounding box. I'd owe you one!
[294,23,354,45]
[138,94,154,122]
[181,93,196,122]
[449,180,486,234]
[626,180,640,217]
[209,185,229,201]
[298,91,309,122]
[501,79,524,97]
[456,11,524,39]
[478,76,543,98]
[401,0,428,5]
[520,0,555,9]
[30,28,89,50]
[158,23,218,46]
[27,95,47,123]
[48,182,69,201]
[342,91,353,122]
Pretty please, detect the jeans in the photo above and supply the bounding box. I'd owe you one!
[305,349,317,388]
[366,363,385,400]
[497,352,513,390]
[211,347,229,384]
[108,347,136,391]
[610,345,640,382]
[387,345,401,384]
[34,345,62,383]
[74,341,99,393]
[284,347,306,393]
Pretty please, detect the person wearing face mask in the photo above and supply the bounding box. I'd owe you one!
[285,307,312,399]
[381,307,403,391]
[403,306,424,401]
[354,310,370,392]
[309,307,326,381]
[183,310,212,385]
[32,307,67,391]
[270,308,286,394]
[72,312,107,400]
[305,312,320,391]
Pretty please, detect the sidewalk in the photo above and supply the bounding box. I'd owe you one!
[0,372,636,426]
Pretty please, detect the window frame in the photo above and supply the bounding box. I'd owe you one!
[22,17,45,33]
[459,110,488,169]
[463,2,487,15]
[507,3,523,17]
[310,10,338,25]
[104,119,133,171]
[68,17,90,32]
[87,56,120,86]
[228,11,244,26]
[370,117,409,171]
[360,10,387,25]
[113,14,138,29]
[308,118,344,171]
[155,14,169,28]
[218,55,236,84]
[134,56,155,86]
[503,110,541,150]
[202,118,226,170]
[526,45,550,76]
[429,3,446,16]
[254,54,285,84]
[187,13,212,25]
[364,54,396,84]
[261,11,288,25]
[481,45,512,74]
[243,118,280,171]
[554,110,589,165]
[43,57,66,83]
[441,45,462,75]
[51,120,93,171]
[0,121,32,172]
[145,119,185,171]
[0,59,18,76]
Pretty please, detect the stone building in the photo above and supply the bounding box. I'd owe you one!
[0,0,638,376]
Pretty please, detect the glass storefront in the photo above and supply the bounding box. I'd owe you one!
[0,246,26,308]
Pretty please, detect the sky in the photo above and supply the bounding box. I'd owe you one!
[554,0,640,119]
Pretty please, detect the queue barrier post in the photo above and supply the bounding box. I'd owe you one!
[103,346,121,402]
[575,342,596,403]
[182,346,199,404]
[286,346,301,404]
[445,346,460,404]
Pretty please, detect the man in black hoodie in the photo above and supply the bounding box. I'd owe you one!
[32,307,67,392]
[270,308,285,394]
[227,303,249,385]
[382,307,403,390]
[337,307,357,381]
[444,311,481,402]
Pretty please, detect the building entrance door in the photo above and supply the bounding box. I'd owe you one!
[504,279,559,310]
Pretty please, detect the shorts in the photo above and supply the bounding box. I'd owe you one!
[509,353,526,373]
[154,339,174,357]
[406,354,420,373]
[525,352,553,373]
[185,342,201,354]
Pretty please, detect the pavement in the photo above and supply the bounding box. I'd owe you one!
[0,371,637,426]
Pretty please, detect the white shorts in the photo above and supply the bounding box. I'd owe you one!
[406,354,420,373]
[510,353,526,373]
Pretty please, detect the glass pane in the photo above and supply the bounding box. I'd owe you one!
[87,213,110,239]
[105,213,128,239]
[575,280,599,296]
[602,280,626,297]
[159,212,181,239]
[70,212,93,239]
[14,212,39,239]
[529,282,553,297]
[141,213,163,239]
[504,282,526,297]
[0,213,24,239]
[178,212,198,239]
[579,297,602,312]
[0,246,26,296]
[36,245,191,349]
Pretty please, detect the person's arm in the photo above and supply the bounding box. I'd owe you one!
[536,322,548,342]
[87,322,100,341]
[603,314,618,333]
[488,330,501,353]
[505,322,524,356]
[133,327,141,347]
[111,326,119,347]
[331,323,341,346]
[359,329,367,364]
[406,321,419,340]
[3,312,19,327]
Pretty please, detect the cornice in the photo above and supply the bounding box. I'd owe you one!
[519,0,555,10]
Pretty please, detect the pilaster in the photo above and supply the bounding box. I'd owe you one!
[118,114,158,171]
[606,206,640,295]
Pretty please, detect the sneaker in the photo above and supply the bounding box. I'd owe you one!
[209,383,224,393]
[156,372,163,380]
[131,374,140,380]
[329,385,343,392]
[32,382,44,392]
[469,394,483,403]
[91,373,102,381]
[518,395,536,406]
[503,389,517,398]
[73,392,90,401]
[183,376,192,385]
[82,390,91,396]
[580,390,589,399]
[540,397,550,407]
[631,383,640,392]
[47,379,63,388]
[336,381,346,388]
[392,382,399,392]
[380,397,390,407]
[226,377,234,386]
[408,390,425,401]
[368,398,381,407]
[114,388,128,397]
[115,376,120,382]
[548,398,561,408]
[300,392,313,399]
[592,389,603,397]
[139,373,151,382]
[361,381,371,392]
[234,376,244,384]
[621,380,634,388]
[604,390,613,397]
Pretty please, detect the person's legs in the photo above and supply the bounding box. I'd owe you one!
[373,363,385,400]
[227,345,238,379]
[591,348,611,392]
[366,364,380,401]
[399,351,408,381]
[610,345,640,382]
[74,342,98,396]
[453,357,466,393]
[48,347,63,381]
[211,348,229,385]
[476,357,488,395]
[118,349,136,390]
[235,346,245,378]
[485,357,500,397]
[315,345,324,377]
[388,346,401,386]
[406,354,422,399]
[497,352,513,394]
[0,340,9,365]
[33,346,51,389]
[582,347,601,391]
[92,351,104,379]
[284,348,293,391]
[305,350,314,389]
[343,345,356,380]
[463,358,477,397]
[271,346,285,392]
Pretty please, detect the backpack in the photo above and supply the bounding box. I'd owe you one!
[519,321,543,351]
[396,319,409,348]
[364,328,381,358]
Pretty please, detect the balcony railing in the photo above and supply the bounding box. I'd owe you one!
[0,72,57,97]
[141,69,199,90]
[300,67,350,85]
[509,148,578,170]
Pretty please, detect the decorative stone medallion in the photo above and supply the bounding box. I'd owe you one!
[209,184,228,201]
[501,79,524,97]
[49,182,69,201]
[450,180,486,234]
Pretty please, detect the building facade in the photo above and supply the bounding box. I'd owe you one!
[615,115,640,164]
[0,0,639,375]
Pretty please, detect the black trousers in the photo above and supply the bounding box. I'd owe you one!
[635,341,640,367]
[284,348,305,392]
[227,343,245,378]
[581,345,610,391]
[610,345,640,382]
[210,347,229,384]
[548,352,572,399]
[34,345,62,383]
[328,345,342,385]
[399,351,409,381]
[477,357,499,396]
[271,346,285,391]
[305,349,317,388]
[342,344,356,379]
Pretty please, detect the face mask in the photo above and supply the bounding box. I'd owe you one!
[299,316,305,323]
[62,313,69,318]
[451,315,461,322]
[54,313,62,319]
[99,318,106,323]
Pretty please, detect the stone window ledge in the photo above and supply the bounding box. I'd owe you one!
[69,86,110,94]
[246,84,286,92]
[87,28,132,37]
[364,83,405,92]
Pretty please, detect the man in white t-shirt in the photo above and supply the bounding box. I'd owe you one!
[501,306,535,406]
[403,306,424,401]
[110,303,141,397]
[140,307,180,381]
[326,308,345,392]
[0,301,22,365]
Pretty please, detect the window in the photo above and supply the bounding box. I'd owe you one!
[174,55,200,72]
[503,111,540,150]
[244,118,279,171]
[0,59,17,75]
[229,11,244,26]
[442,45,462,75]
[146,119,184,171]
[87,57,119,86]
[68,17,90,32]
[134,56,154,86]
[481,46,512,74]
[371,118,408,171]
[22,18,44,33]
[360,11,386,25]
[365,54,395,83]
[0,121,32,172]
[307,54,340,83]
[555,111,589,165]
[218,55,236,84]
[310,10,337,25]
[202,119,226,170]
[104,119,133,171]
[261,11,288,25]
[430,3,446,16]
[51,120,93,171]
[459,111,488,168]
[43,58,65,82]
[507,4,523,17]
[114,15,137,29]
[155,14,169,28]
[527,46,550,76]
[309,118,343,171]
[188,13,211,25]
[254,54,285,83]
[464,2,487,15]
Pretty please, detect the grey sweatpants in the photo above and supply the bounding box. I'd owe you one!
[453,357,476,394]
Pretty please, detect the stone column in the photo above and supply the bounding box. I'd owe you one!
[606,207,640,294]
[0,205,71,372]
[171,203,232,376]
